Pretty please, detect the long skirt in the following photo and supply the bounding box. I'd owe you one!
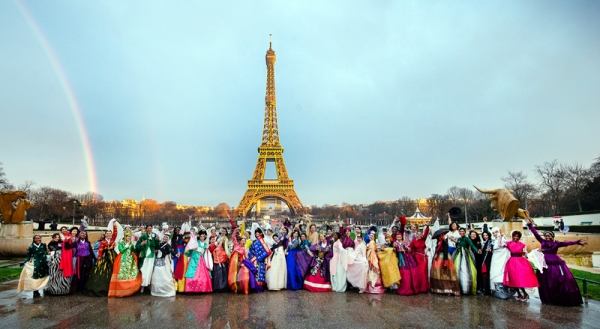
[71,254,94,293]
[503,256,539,288]
[185,253,212,293]
[430,256,460,296]
[286,249,304,290]
[490,248,509,291]
[139,253,154,287]
[365,275,385,294]
[378,248,401,288]
[412,252,429,293]
[45,250,71,295]
[228,252,250,294]
[536,259,582,306]
[346,254,368,293]
[266,247,287,290]
[453,247,477,295]
[84,249,116,297]
[174,253,188,292]
[330,248,347,292]
[212,262,229,292]
[18,261,49,293]
[304,267,332,292]
[108,252,142,297]
[397,252,422,296]
[151,257,176,297]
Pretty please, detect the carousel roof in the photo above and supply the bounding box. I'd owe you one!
[408,207,430,219]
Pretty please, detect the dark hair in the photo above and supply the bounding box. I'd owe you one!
[78,231,90,243]
[512,231,522,239]
[292,230,299,238]
[301,233,307,238]
[70,226,79,234]
[146,225,152,229]
[32,234,42,243]
[482,232,490,240]
[449,222,459,231]
[282,227,289,234]
[51,233,61,240]
[60,226,68,231]
[333,232,341,239]
[199,230,207,236]
[273,234,279,238]
[459,227,466,233]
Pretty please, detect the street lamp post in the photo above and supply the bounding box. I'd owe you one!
[72,200,77,226]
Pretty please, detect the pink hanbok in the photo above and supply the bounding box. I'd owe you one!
[503,241,538,288]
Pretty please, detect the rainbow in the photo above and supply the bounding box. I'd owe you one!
[14,0,98,196]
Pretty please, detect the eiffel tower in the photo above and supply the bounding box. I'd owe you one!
[237,36,304,217]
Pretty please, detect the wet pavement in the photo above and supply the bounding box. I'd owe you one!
[0,280,598,329]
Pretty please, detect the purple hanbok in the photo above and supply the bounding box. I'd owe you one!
[527,223,583,306]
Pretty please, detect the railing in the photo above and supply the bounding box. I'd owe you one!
[574,276,600,302]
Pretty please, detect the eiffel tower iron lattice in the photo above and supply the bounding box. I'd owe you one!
[237,36,304,217]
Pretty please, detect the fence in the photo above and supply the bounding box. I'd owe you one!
[574,276,600,302]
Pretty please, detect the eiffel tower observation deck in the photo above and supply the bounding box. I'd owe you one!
[237,36,304,217]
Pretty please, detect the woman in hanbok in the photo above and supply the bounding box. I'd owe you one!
[173,222,191,292]
[303,234,333,292]
[171,226,184,272]
[229,228,255,294]
[525,219,586,306]
[45,233,71,295]
[18,235,49,297]
[377,234,401,290]
[409,225,430,293]
[452,227,479,295]
[365,231,385,294]
[151,235,176,297]
[248,226,272,290]
[430,230,460,296]
[286,228,305,290]
[478,220,493,295]
[60,227,78,280]
[395,232,421,295]
[330,232,348,292]
[71,230,95,293]
[488,226,513,298]
[184,230,213,293]
[85,219,120,297]
[135,225,159,293]
[346,235,368,293]
[503,230,539,301]
[108,230,142,297]
[266,234,287,290]
[209,235,229,292]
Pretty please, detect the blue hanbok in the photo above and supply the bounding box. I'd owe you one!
[248,237,271,288]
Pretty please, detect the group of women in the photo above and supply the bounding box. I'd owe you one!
[18,215,588,306]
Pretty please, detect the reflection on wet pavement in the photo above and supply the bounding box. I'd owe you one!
[0,279,597,328]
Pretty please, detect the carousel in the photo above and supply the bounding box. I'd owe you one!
[407,207,431,226]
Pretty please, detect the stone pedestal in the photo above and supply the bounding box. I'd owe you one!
[0,221,34,257]
[487,220,524,238]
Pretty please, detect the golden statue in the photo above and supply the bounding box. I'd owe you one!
[0,190,34,223]
[474,186,532,221]
[237,36,304,217]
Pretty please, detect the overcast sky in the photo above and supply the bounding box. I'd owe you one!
[1,1,599,207]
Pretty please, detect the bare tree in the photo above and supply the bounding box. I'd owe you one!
[446,186,461,204]
[501,171,537,208]
[535,160,566,215]
[591,155,600,178]
[562,162,592,212]
[0,162,13,191]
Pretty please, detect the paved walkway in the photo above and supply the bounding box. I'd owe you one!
[0,280,598,329]
[568,264,600,274]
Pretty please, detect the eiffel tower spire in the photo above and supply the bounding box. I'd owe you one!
[262,34,280,146]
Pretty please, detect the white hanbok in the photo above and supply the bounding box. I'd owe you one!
[346,242,368,293]
[151,253,176,297]
[490,235,509,290]
[266,245,287,290]
[330,239,348,292]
